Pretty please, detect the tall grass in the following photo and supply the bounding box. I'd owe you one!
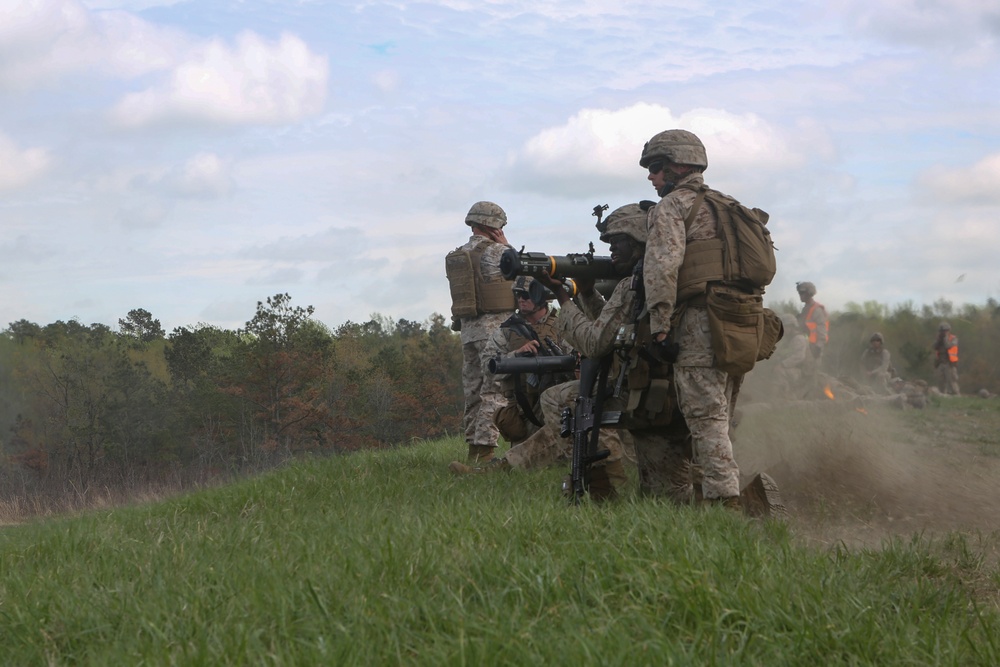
[0,438,997,665]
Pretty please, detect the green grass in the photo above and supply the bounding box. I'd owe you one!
[1,438,998,665]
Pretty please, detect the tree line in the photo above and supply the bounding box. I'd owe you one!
[0,294,462,506]
[3,292,998,510]
[761,296,1000,394]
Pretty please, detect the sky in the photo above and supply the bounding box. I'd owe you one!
[2,0,1000,334]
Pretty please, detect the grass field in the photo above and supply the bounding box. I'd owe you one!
[1,416,999,665]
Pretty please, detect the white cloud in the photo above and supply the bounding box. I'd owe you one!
[504,103,808,197]
[111,32,329,127]
[0,0,186,88]
[167,153,234,199]
[919,153,1000,205]
[832,0,1000,51]
[0,132,51,190]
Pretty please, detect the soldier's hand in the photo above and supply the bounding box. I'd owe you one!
[515,340,540,356]
[574,275,596,296]
[486,227,509,245]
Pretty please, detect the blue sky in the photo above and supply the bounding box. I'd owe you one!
[2,0,1000,333]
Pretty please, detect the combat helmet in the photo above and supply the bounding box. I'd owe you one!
[939,322,951,331]
[870,332,884,343]
[595,202,649,245]
[796,281,817,298]
[639,129,708,170]
[465,201,507,229]
[512,275,547,307]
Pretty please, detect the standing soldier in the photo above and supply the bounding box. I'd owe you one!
[445,202,516,464]
[796,281,828,362]
[932,322,960,395]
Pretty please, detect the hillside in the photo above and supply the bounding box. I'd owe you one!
[0,397,998,664]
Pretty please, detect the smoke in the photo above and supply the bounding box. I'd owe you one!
[735,376,1000,549]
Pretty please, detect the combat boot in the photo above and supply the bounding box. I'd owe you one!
[467,444,495,464]
[449,457,511,475]
[739,472,787,519]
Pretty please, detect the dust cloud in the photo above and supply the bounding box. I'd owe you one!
[735,375,1000,550]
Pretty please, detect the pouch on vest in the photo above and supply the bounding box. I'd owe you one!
[757,308,784,362]
[622,378,676,430]
[446,248,478,319]
[705,285,763,375]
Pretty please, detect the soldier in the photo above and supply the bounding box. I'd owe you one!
[540,203,654,500]
[796,281,828,362]
[479,276,572,450]
[932,322,960,395]
[445,202,516,464]
[773,313,812,399]
[859,332,892,394]
[635,129,754,510]
[451,261,631,499]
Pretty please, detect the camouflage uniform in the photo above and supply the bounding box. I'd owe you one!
[459,235,512,451]
[548,270,641,487]
[482,307,572,444]
[641,170,742,501]
[933,326,960,395]
[859,338,892,394]
[797,283,828,362]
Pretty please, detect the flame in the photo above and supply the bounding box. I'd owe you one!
[823,384,835,400]
[856,407,868,415]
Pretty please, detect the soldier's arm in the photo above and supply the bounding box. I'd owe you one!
[556,280,632,359]
[644,198,686,338]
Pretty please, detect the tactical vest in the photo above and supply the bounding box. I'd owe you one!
[446,238,515,319]
[803,302,829,345]
[667,186,782,373]
[674,184,776,303]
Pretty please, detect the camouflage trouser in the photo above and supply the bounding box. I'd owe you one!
[504,379,632,488]
[631,425,694,503]
[463,340,504,448]
[675,366,741,499]
[937,364,960,395]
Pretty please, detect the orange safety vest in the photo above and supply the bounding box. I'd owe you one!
[804,302,829,345]
[938,333,958,364]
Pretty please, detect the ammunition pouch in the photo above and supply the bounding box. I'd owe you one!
[616,318,677,430]
[705,284,763,375]
[758,308,783,361]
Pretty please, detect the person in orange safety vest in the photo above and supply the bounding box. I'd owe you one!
[932,322,960,395]
[796,281,828,362]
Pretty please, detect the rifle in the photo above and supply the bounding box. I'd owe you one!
[560,356,620,503]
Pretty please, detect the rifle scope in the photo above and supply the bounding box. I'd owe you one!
[488,354,578,376]
[499,248,625,282]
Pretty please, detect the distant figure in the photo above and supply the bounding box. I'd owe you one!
[932,322,960,395]
[859,332,892,394]
[773,313,812,399]
[796,281,828,363]
[445,201,516,464]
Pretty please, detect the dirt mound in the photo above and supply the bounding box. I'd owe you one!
[735,398,1000,549]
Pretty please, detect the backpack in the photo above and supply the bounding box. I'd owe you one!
[689,185,776,291]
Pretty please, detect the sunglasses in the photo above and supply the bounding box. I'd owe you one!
[514,291,531,300]
[647,162,665,175]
